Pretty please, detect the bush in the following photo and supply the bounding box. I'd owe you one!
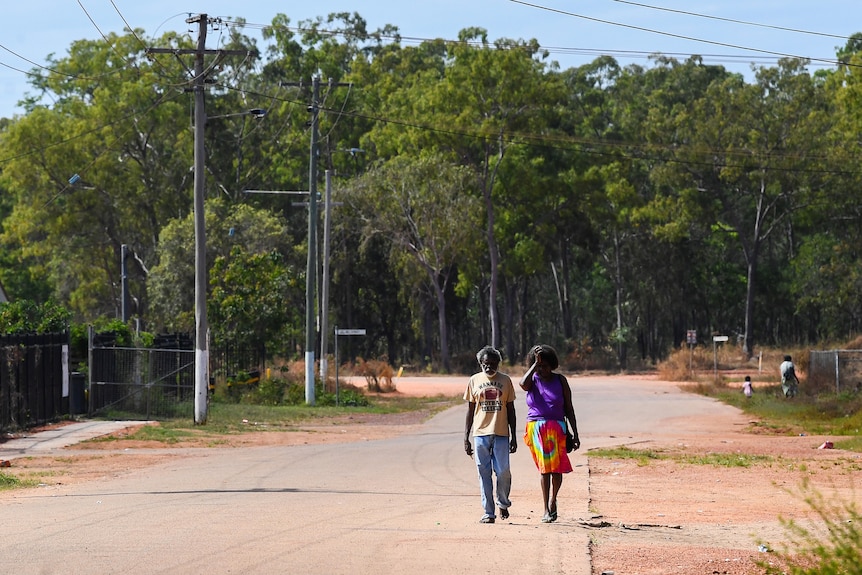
[355,357,396,392]
[760,482,862,574]
[254,377,288,406]
[281,381,369,406]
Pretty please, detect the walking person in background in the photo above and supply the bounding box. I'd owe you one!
[780,355,799,398]
[743,376,753,398]
[464,345,517,524]
[519,344,580,523]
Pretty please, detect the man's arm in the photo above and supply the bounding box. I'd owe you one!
[506,401,517,453]
[464,402,476,457]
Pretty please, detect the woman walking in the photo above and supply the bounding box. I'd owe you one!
[519,344,580,523]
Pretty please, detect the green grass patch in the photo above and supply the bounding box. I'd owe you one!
[0,472,39,490]
[85,424,198,444]
[834,436,862,452]
[590,446,776,468]
[679,453,774,467]
[83,394,460,445]
[589,446,666,465]
[696,382,862,449]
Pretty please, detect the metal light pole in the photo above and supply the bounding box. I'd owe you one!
[319,170,333,382]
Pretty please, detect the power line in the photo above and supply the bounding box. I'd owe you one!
[508,0,851,68]
[223,16,845,70]
[608,0,852,41]
[218,83,856,176]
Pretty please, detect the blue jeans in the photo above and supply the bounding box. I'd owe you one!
[473,434,512,519]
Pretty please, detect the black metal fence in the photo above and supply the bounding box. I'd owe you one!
[0,332,69,433]
[89,346,196,420]
[0,329,266,428]
[88,337,265,420]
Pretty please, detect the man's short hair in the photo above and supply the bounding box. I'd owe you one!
[476,345,502,364]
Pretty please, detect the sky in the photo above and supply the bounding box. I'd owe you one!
[1,1,860,118]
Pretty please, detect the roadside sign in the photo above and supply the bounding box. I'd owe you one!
[334,326,366,407]
[336,329,366,336]
[713,335,729,342]
[686,330,697,345]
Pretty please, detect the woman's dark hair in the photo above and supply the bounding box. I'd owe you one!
[528,344,559,370]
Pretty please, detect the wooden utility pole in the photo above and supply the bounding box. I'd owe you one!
[147,15,255,424]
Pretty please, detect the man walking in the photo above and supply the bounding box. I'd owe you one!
[464,346,517,524]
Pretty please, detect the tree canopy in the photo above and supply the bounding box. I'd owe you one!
[1,13,861,370]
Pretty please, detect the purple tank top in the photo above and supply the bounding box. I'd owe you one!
[526,373,566,421]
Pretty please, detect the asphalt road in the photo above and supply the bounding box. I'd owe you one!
[0,375,744,575]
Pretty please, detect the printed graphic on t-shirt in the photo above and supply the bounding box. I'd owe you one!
[479,384,502,412]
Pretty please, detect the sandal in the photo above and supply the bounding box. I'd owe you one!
[541,512,553,523]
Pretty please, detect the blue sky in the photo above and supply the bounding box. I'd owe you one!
[1,1,859,118]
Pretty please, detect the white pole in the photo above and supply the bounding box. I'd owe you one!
[320,170,333,382]
[192,16,209,424]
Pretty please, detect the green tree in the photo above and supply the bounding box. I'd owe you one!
[651,59,830,357]
[345,154,482,372]
[0,31,196,320]
[147,200,299,335]
[0,300,71,334]
[209,246,302,355]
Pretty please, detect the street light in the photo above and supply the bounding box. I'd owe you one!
[206,108,267,122]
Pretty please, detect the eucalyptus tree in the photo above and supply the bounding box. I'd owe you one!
[790,35,862,339]
[359,28,559,355]
[343,154,482,372]
[0,31,196,321]
[651,59,830,357]
[148,199,299,341]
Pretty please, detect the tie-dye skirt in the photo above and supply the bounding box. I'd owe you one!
[524,419,573,474]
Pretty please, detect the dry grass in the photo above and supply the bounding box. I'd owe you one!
[658,342,815,384]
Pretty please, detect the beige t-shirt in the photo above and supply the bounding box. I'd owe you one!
[464,372,516,438]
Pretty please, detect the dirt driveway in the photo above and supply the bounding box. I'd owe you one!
[4,374,860,575]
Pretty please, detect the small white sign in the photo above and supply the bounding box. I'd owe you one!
[713,335,729,342]
[336,329,366,336]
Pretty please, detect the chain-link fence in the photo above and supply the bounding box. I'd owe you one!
[808,350,862,395]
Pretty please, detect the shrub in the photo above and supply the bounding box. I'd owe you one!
[760,482,862,575]
[254,377,288,406]
[355,357,396,392]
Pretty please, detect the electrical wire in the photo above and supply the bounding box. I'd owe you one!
[108,0,186,84]
[507,0,851,68]
[77,0,140,74]
[31,89,187,208]
[215,83,855,176]
[223,17,845,70]
[608,0,851,41]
